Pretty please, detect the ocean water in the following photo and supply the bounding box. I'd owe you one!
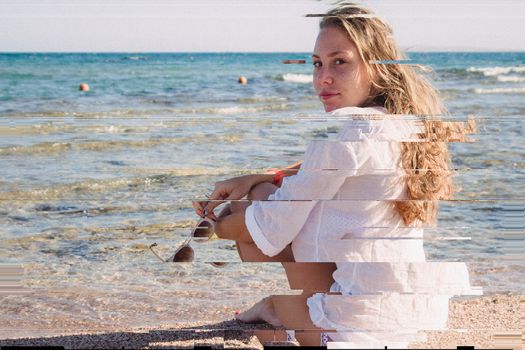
[0,52,524,336]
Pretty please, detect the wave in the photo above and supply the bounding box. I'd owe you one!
[0,133,244,156]
[123,56,148,61]
[3,102,290,119]
[0,124,76,136]
[1,168,247,202]
[3,219,197,245]
[1,177,143,202]
[206,106,259,115]
[179,103,289,115]
[496,75,525,83]
[467,66,525,76]
[436,67,470,78]
[236,97,287,104]
[473,87,525,94]
[280,73,313,84]
[1,109,289,126]
[0,124,152,137]
[3,109,164,119]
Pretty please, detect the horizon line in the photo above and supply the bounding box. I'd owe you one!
[1,50,525,54]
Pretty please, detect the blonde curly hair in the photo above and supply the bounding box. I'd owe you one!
[319,3,473,225]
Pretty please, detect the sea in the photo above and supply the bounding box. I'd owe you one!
[0,52,524,336]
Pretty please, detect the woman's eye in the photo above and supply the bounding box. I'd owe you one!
[335,59,346,65]
[313,61,322,68]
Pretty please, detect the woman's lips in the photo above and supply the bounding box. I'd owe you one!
[319,93,339,101]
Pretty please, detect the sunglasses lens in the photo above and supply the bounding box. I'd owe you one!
[193,220,213,240]
[172,245,194,262]
[209,262,228,268]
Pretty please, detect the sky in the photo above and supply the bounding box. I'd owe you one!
[0,0,524,52]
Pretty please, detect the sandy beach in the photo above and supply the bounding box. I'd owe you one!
[1,293,522,349]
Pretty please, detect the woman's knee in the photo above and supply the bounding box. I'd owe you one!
[228,182,277,214]
[282,262,336,292]
[229,200,250,213]
[247,182,278,201]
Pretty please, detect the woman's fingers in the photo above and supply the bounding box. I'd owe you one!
[203,186,229,219]
[206,210,218,221]
[203,197,225,219]
[199,177,250,219]
[192,200,209,218]
[191,201,201,216]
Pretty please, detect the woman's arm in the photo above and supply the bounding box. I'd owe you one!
[267,161,302,187]
[281,160,302,173]
[193,174,270,220]
[194,161,303,219]
[269,161,302,174]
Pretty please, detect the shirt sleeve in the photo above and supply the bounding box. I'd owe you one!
[245,140,370,257]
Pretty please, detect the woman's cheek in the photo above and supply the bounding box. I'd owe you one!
[312,73,321,91]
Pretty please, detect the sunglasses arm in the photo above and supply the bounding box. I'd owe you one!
[149,243,168,262]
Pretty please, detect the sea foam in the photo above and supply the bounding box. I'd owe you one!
[281,73,313,84]
[496,75,525,83]
[467,66,525,76]
[474,87,525,94]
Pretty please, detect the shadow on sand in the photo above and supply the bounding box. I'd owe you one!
[0,319,276,349]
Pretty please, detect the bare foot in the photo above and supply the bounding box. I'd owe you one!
[236,296,283,327]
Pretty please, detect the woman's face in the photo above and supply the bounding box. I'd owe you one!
[313,26,373,112]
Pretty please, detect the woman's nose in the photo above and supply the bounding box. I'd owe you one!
[318,67,334,85]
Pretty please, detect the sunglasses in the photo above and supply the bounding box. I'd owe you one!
[149,218,227,267]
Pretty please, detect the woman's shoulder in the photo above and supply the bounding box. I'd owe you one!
[332,106,386,141]
[332,106,424,141]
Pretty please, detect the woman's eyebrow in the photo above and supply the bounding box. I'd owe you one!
[328,50,347,57]
[312,51,350,58]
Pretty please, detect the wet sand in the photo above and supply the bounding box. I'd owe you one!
[1,294,522,349]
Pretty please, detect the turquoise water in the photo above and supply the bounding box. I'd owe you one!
[0,52,524,335]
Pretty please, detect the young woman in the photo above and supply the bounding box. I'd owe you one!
[193,3,476,347]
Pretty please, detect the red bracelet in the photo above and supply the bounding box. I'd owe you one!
[272,170,286,187]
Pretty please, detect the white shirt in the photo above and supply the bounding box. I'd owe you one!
[244,106,480,347]
[245,106,426,264]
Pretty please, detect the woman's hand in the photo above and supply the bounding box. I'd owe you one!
[192,175,264,221]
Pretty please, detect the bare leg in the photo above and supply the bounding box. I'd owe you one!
[272,293,329,346]
[239,263,336,333]
[253,293,332,346]
[215,183,292,326]
[214,182,336,336]
[216,182,294,263]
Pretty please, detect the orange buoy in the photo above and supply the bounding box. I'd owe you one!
[238,76,248,85]
[79,83,90,91]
